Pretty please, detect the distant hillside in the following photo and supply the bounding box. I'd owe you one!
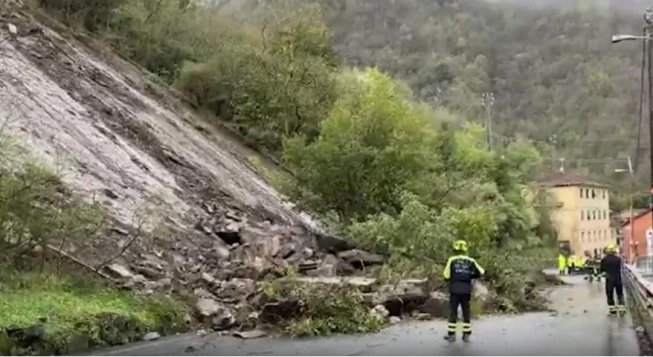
[319,0,649,209]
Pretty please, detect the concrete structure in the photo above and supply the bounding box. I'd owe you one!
[622,208,653,264]
[541,173,615,257]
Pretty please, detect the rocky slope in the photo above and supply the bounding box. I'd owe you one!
[0,1,361,329]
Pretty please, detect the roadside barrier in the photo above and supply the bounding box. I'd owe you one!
[623,256,653,343]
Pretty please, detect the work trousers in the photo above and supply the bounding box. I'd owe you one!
[447,293,472,336]
[605,279,625,314]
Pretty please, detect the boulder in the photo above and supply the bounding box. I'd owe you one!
[367,279,430,316]
[315,232,356,253]
[233,330,267,339]
[195,298,236,331]
[195,297,220,317]
[132,265,164,280]
[389,316,402,325]
[240,226,283,258]
[298,260,319,272]
[211,312,236,331]
[370,279,428,305]
[337,249,384,268]
[215,245,231,261]
[143,332,161,341]
[418,291,449,318]
[283,276,377,293]
[473,281,490,302]
[370,304,389,320]
[216,279,257,303]
[105,264,135,279]
[309,254,356,276]
[312,254,339,276]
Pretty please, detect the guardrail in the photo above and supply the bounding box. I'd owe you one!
[623,257,653,344]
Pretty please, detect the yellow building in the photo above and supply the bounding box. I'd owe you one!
[541,173,615,257]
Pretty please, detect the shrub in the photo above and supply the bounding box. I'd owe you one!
[0,143,105,267]
[37,0,126,32]
[261,277,385,337]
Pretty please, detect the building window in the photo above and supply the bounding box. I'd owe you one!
[581,232,585,241]
[587,210,591,220]
[602,190,606,199]
[580,188,584,198]
[592,189,596,199]
[592,210,596,220]
[580,211,584,221]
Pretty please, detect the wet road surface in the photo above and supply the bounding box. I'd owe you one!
[92,275,640,356]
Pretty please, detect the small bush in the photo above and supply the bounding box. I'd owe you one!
[0,139,105,268]
[261,278,386,337]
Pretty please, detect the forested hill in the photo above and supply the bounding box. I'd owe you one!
[320,0,648,208]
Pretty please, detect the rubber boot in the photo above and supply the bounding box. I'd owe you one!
[617,306,627,316]
[462,333,471,342]
[444,334,455,342]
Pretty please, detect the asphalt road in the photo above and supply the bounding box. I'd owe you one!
[91,275,641,356]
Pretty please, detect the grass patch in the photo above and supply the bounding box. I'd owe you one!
[0,273,187,355]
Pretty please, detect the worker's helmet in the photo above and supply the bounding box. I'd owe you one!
[452,240,468,252]
[605,244,617,254]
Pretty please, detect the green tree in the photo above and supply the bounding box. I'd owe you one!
[283,68,436,221]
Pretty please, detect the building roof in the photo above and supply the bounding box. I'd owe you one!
[621,208,653,227]
[537,172,608,188]
[616,208,648,223]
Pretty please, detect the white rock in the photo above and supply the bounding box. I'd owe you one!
[143,332,160,341]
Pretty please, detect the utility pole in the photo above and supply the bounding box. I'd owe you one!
[558,158,566,174]
[481,92,494,151]
[646,9,653,237]
[548,134,558,174]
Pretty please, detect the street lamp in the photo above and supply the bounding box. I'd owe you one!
[611,34,650,43]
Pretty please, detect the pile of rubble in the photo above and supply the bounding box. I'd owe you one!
[100,208,399,332]
[98,206,496,333]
